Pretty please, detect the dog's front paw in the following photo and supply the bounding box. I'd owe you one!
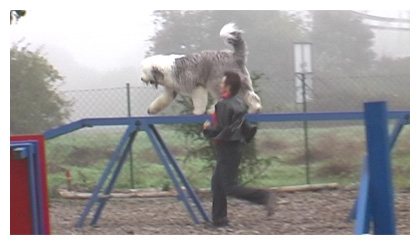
[147,108,157,115]
[249,104,262,113]
[206,108,215,114]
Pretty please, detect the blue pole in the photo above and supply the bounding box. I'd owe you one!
[26,144,40,234]
[90,128,138,226]
[364,101,396,235]
[76,123,139,227]
[354,157,371,234]
[149,125,210,222]
[350,113,408,230]
[143,123,200,224]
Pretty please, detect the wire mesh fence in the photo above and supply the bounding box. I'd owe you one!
[46,74,410,195]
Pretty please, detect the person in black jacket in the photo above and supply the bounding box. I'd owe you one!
[203,71,276,227]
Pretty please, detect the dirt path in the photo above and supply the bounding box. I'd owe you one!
[49,188,409,235]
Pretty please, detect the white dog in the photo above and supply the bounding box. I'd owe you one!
[140,23,262,115]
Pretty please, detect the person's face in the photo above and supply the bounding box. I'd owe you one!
[220,76,230,94]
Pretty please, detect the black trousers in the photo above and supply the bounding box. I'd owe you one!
[211,141,269,222]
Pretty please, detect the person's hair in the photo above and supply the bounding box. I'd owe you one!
[223,71,241,96]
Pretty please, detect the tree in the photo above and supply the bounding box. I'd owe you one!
[310,10,376,75]
[10,43,71,134]
[306,11,409,112]
[373,56,410,75]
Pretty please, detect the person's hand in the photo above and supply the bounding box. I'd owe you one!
[203,120,211,129]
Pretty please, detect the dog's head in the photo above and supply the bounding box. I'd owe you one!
[140,66,163,89]
[140,54,184,88]
[140,56,164,89]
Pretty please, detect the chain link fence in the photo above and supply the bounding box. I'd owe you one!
[46,74,410,195]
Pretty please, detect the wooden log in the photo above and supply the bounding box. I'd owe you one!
[57,189,179,199]
[270,183,339,193]
[57,183,339,199]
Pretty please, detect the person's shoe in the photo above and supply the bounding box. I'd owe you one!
[265,192,277,216]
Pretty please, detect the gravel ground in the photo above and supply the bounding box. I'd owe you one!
[49,188,410,235]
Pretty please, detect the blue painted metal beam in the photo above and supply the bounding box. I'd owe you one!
[246,110,408,122]
[354,157,371,234]
[389,114,410,149]
[76,123,140,228]
[147,124,210,223]
[364,102,396,235]
[44,111,409,140]
[142,123,201,224]
[42,109,409,229]
[349,112,409,224]
[44,120,91,140]
[90,126,138,226]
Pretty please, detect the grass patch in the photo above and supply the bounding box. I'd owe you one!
[46,124,410,196]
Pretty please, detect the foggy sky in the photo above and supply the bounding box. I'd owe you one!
[9,7,410,91]
[10,8,155,71]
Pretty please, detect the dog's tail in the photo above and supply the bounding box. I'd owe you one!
[220,23,247,62]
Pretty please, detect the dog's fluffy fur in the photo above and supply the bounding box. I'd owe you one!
[140,23,262,115]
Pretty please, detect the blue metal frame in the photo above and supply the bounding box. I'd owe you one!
[44,111,409,140]
[143,124,200,224]
[353,156,371,234]
[76,122,140,227]
[43,109,409,230]
[144,124,210,223]
[363,102,397,234]
[73,119,210,228]
[350,108,409,234]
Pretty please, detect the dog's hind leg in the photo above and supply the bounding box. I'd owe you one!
[243,90,262,113]
[240,74,262,113]
[191,86,208,115]
[148,89,177,114]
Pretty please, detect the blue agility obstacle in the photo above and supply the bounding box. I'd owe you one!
[44,103,409,230]
[350,102,409,234]
[45,116,212,227]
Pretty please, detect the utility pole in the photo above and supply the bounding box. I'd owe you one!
[294,42,313,184]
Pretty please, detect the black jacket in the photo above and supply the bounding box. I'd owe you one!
[203,95,257,143]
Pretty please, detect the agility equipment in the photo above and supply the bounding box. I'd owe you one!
[350,102,409,234]
[43,102,409,233]
[45,116,211,227]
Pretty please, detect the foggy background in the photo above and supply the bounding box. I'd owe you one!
[8,5,412,201]
[10,9,409,90]
[10,8,155,90]
[10,8,410,122]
